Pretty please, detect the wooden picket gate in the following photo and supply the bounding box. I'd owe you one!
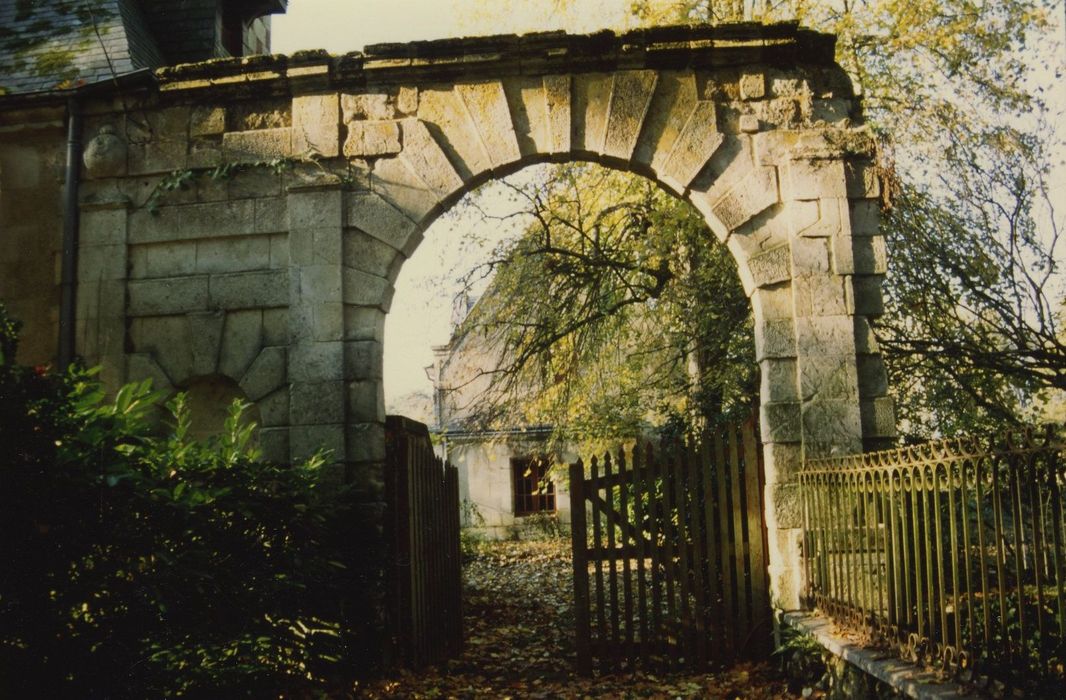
[384,415,463,668]
[569,415,771,673]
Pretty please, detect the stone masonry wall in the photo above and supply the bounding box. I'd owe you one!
[3,23,895,618]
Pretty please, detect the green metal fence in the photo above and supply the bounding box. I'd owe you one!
[799,427,1066,690]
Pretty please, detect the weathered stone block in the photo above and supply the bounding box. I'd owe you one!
[792,273,848,317]
[739,72,766,100]
[856,354,889,398]
[188,311,224,377]
[845,160,880,199]
[218,309,263,380]
[239,345,287,401]
[763,442,803,483]
[849,275,885,317]
[287,188,343,231]
[262,308,288,346]
[798,354,858,401]
[751,283,793,321]
[860,396,897,439]
[602,70,657,161]
[397,86,419,115]
[416,87,490,181]
[343,232,401,278]
[257,387,289,427]
[292,94,340,157]
[795,315,854,354]
[222,128,293,160]
[343,120,402,157]
[760,358,798,402]
[573,72,613,154]
[77,244,126,282]
[342,268,393,308]
[290,423,346,463]
[344,306,386,342]
[709,166,779,232]
[289,341,343,383]
[371,155,438,223]
[853,317,880,355]
[80,207,127,246]
[456,81,521,168]
[348,379,386,422]
[128,200,257,244]
[195,236,271,274]
[227,168,282,200]
[754,318,796,360]
[785,159,846,200]
[658,101,722,192]
[738,114,760,133]
[503,76,549,156]
[128,276,208,316]
[290,380,346,424]
[345,191,417,251]
[801,398,862,447]
[344,340,383,380]
[259,427,289,463]
[342,93,393,122]
[190,106,226,137]
[128,240,196,279]
[126,353,174,393]
[790,236,830,275]
[129,316,193,384]
[542,74,571,154]
[290,226,342,267]
[761,401,802,443]
[346,422,387,463]
[747,244,792,287]
[849,199,879,236]
[771,483,804,529]
[255,197,287,234]
[209,270,289,309]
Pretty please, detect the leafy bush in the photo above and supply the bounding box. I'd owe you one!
[0,306,376,697]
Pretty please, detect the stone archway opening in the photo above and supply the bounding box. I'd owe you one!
[385,158,758,537]
[72,23,897,664]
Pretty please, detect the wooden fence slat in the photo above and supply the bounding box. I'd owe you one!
[728,424,749,654]
[742,419,770,653]
[590,455,607,668]
[688,441,708,668]
[618,448,635,667]
[715,430,736,658]
[604,451,621,670]
[671,444,693,667]
[661,441,678,670]
[646,443,663,659]
[567,412,769,674]
[632,444,649,661]
[699,436,722,664]
[570,460,592,675]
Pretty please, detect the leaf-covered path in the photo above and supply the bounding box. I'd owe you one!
[356,539,800,699]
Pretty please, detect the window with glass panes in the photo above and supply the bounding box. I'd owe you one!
[511,456,555,516]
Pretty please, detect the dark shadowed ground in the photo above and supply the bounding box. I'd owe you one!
[354,539,801,699]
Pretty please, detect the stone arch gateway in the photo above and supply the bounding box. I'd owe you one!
[63,23,894,611]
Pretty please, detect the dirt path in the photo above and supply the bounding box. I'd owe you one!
[356,539,799,699]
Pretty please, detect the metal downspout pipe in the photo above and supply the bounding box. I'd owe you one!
[58,95,82,369]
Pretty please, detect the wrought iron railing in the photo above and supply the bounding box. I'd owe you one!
[799,427,1065,691]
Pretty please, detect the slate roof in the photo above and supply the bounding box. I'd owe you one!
[0,0,164,95]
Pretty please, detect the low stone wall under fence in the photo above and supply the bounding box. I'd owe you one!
[799,426,1066,695]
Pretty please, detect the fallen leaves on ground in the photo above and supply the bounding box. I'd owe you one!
[356,538,799,699]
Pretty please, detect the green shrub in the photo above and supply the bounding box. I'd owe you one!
[0,305,375,697]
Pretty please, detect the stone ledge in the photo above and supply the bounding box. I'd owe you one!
[782,612,979,699]
[152,23,842,96]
